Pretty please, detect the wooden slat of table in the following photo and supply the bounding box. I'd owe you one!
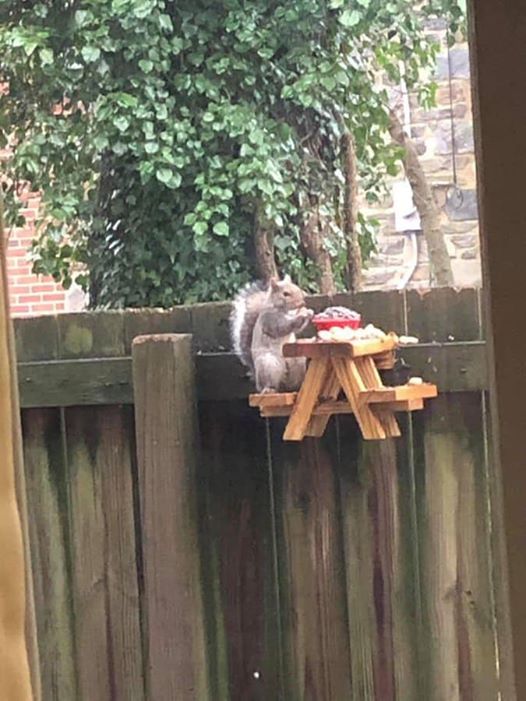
[260,399,424,418]
[283,358,330,441]
[249,392,297,408]
[283,338,398,359]
[360,384,438,404]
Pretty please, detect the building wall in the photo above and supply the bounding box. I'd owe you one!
[6,192,68,317]
[361,23,481,291]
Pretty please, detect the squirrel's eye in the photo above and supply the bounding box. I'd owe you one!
[283,291,290,297]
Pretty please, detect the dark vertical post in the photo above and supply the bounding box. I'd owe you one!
[132,334,209,701]
[469,0,526,697]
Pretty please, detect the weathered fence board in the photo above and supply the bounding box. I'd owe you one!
[272,428,353,701]
[16,341,487,408]
[413,395,498,701]
[407,288,498,701]
[16,289,506,700]
[22,409,77,701]
[336,415,421,701]
[14,290,479,361]
[66,408,113,700]
[133,335,209,701]
[199,401,282,701]
[93,406,144,701]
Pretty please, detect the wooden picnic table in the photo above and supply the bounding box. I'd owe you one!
[250,337,438,441]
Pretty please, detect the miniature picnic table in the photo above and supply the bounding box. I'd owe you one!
[249,336,437,441]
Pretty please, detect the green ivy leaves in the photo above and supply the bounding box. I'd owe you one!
[0,0,465,307]
[339,9,361,27]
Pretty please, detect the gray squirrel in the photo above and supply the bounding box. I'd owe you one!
[230,275,314,393]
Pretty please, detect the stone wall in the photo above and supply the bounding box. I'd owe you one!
[361,22,481,291]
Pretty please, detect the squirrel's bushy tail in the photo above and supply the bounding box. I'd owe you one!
[230,280,268,370]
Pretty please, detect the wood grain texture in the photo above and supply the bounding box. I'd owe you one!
[132,334,209,701]
[272,431,353,701]
[57,312,125,359]
[97,406,144,700]
[333,357,386,439]
[10,331,41,700]
[283,358,329,440]
[15,286,503,699]
[413,395,499,701]
[199,401,282,701]
[65,408,112,700]
[12,289,482,362]
[283,337,397,359]
[260,398,424,418]
[305,369,341,437]
[337,419,404,701]
[483,392,514,701]
[22,409,77,701]
[16,342,487,408]
[0,194,33,701]
[355,356,400,439]
[249,392,297,407]
[390,415,423,701]
[360,384,437,403]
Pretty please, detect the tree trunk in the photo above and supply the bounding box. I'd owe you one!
[388,110,454,287]
[253,216,277,282]
[341,130,362,293]
[299,205,335,294]
[88,154,113,307]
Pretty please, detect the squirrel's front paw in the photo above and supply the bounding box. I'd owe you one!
[299,307,314,319]
[260,386,278,394]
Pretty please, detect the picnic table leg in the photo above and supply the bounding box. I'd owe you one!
[305,368,341,438]
[356,357,400,438]
[332,357,386,440]
[283,358,331,441]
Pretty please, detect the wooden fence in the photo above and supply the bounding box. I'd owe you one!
[15,288,506,701]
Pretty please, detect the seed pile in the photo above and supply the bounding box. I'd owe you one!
[314,305,419,345]
[314,306,361,321]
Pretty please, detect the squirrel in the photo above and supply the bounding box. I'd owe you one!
[230,275,314,393]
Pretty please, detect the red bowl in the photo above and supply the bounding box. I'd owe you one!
[313,316,361,331]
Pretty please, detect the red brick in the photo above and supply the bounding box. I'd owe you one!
[39,292,65,302]
[17,294,44,303]
[7,285,31,295]
[10,305,31,315]
[11,274,47,285]
[7,248,28,258]
[25,303,58,313]
[33,284,59,293]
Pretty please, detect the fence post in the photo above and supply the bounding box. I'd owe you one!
[0,189,34,700]
[132,334,209,701]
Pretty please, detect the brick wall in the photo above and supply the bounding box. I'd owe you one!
[6,192,68,317]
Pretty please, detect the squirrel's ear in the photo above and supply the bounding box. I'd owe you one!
[283,274,291,284]
[269,276,280,291]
